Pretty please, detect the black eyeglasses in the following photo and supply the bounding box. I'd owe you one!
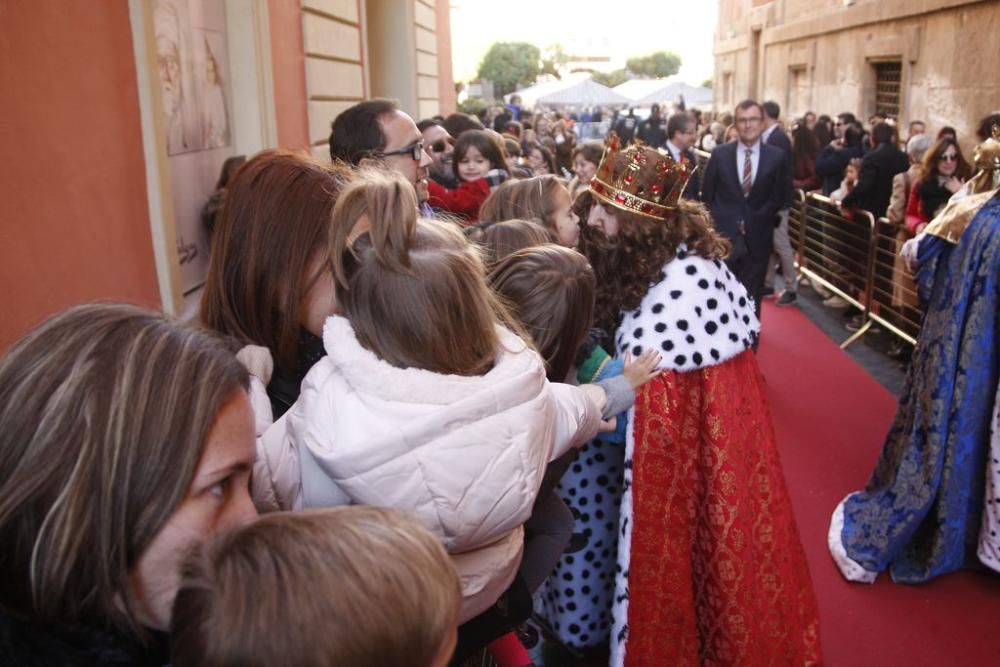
[938,153,958,162]
[380,140,425,161]
[431,138,455,153]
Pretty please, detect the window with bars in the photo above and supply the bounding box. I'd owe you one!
[873,62,902,119]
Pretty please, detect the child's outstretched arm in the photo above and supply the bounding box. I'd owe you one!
[622,349,662,389]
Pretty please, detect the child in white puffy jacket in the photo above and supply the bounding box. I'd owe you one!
[246,169,609,626]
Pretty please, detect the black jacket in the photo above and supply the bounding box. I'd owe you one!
[636,117,667,148]
[816,143,865,195]
[765,125,794,209]
[840,142,909,217]
[701,141,787,260]
[0,608,168,667]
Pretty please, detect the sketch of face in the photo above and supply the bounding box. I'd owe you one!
[157,35,181,117]
[205,38,220,87]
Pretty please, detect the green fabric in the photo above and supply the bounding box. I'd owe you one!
[577,346,611,385]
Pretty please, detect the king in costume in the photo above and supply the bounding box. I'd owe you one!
[579,134,823,666]
[830,128,1000,583]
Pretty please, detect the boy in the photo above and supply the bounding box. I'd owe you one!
[171,507,461,667]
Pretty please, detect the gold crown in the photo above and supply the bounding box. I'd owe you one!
[588,131,695,221]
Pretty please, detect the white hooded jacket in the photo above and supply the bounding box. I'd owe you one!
[251,315,601,621]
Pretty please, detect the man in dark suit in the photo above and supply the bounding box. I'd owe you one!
[636,104,667,147]
[665,111,701,199]
[761,100,798,306]
[841,121,909,217]
[701,99,787,321]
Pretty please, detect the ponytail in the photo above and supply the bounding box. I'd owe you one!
[326,168,521,376]
[330,168,418,288]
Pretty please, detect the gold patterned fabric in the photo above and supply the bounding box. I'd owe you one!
[621,350,822,666]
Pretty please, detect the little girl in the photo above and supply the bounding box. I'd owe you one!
[479,175,581,248]
[427,129,509,224]
[488,244,661,657]
[249,169,613,659]
[831,157,861,204]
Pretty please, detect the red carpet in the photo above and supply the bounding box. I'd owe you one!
[757,301,1000,667]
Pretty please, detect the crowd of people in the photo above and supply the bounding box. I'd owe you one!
[2,91,997,667]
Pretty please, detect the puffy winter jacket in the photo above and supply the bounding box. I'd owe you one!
[250,315,601,621]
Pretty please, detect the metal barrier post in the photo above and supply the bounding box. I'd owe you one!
[794,193,875,349]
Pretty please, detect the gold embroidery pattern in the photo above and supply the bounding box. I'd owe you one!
[624,351,822,666]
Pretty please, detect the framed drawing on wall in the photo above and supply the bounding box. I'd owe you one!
[130,0,276,314]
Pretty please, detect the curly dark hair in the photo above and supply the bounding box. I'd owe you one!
[578,192,730,339]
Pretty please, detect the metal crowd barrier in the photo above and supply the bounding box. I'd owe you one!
[789,190,922,348]
[869,217,921,344]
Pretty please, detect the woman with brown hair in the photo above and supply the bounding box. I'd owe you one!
[524,141,559,177]
[905,136,974,234]
[567,140,604,198]
[475,218,555,267]
[0,303,256,665]
[577,137,822,667]
[200,150,351,419]
[478,175,580,247]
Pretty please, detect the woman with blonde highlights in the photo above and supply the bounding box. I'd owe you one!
[0,303,256,665]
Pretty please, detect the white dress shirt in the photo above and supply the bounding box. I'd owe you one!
[666,139,683,163]
[761,123,778,144]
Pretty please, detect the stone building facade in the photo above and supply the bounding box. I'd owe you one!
[713,0,999,146]
[0,0,456,347]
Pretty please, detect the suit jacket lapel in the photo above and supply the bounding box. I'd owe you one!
[751,145,773,195]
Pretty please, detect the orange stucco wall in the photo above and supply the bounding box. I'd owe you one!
[268,0,310,150]
[0,2,160,351]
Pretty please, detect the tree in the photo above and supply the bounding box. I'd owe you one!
[625,51,682,78]
[477,42,541,97]
[540,43,569,79]
[591,68,632,88]
[702,77,713,89]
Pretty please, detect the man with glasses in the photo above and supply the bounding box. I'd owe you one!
[701,99,787,323]
[329,99,433,212]
[418,119,458,189]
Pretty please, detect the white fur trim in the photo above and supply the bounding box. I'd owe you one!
[614,248,760,373]
[828,494,878,583]
[610,406,636,667]
[978,385,1000,573]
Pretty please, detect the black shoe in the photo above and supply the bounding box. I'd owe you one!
[845,314,865,332]
[776,291,798,307]
[762,286,776,297]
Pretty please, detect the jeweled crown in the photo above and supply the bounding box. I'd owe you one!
[588,131,695,221]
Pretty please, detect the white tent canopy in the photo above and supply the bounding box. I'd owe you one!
[535,79,631,107]
[615,76,714,108]
[504,74,590,109]
[506,74,630,109]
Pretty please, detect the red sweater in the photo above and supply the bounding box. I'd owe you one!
[427,178,490,224]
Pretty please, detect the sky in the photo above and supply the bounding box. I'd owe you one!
[448,0,719,86]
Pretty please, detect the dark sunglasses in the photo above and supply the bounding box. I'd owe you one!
[938,152,958,162]
[380,139,425,161]
[431,138,455,153]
